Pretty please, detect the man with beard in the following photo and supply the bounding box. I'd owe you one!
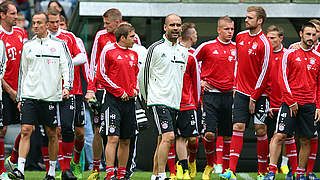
[0,2,24,179]
[264,22,320,180]
[219,6,272,180]
[139,14,189,180]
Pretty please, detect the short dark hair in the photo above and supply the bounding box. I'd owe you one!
[103,8,122,21]
[0,1,16,15]
[301,22,316,33]
[32,12,48,23]
[266,25,284,37]
[115,23,134,42]
[247,6,267,25]
[181,23,196,41]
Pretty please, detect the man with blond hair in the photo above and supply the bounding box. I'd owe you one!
[219,6,272,180]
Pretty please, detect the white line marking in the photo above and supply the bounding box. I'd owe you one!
[238,173,254,180]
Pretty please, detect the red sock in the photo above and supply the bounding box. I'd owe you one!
[0,137,5,173]
[285,137,298,175]
[10,133,21,164]
[62,142,74,171]
[188,138,199,163]
[222,139,231,173]
[229,130,244,173]
[216,136,224,165]
[167,144,176,175]
[202,136,215,166]
[257,133,268,174]
[106,166,115,179]
[93,159,101,171]
[117,167,126,179]
[41,147,50,172]
[268,164,278,174]
[74,138,84,164]
[57,139,65,171]
[296,167,305,178]
[307,137,318,175]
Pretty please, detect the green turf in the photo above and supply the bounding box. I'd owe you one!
[22,171,320,180]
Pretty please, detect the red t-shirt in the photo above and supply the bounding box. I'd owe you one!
[0,25,24,91]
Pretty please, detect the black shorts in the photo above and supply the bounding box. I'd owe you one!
[265,111,279,139]
[202,92,233,137]
[232,92,269,125]
[100,93,137,139]
[149,105,178,135]
[20,99,58,128]
[3,92,20,126]
[276,103,316,138]
[92,89,106,126]
[176,109,199,138]
[59,95,85,127]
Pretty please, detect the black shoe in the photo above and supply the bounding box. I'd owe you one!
[43,174,55,180]
[8,168,24,180]
[61,169,77,180]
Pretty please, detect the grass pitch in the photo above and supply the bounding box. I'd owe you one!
[22,171,313,180]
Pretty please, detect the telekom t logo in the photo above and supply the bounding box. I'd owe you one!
[8,47,17,60]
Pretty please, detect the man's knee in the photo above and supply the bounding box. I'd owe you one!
[300,137,311,146]
[233,123,245,131]
[119,138,130,146]
[75,127,84,140]
[0,126,8,137]
[21,125,33,137]
[108,136,119,144]
[273,133,287,144]
[161,132,175,144]
[188,137,197,144]
[255,124,267,136]
[204,132,215,140]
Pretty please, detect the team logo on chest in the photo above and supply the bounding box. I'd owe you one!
[252,42,258,49]
[50,48,56,53]
[230,49,236,56]
[310,58,315,65]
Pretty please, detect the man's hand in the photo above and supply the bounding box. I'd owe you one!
[130,89,138,99]
[315,109,320,123]
[62,88,70,99]
[201,81,214,91]
[289,103,298,117]
[17,102,21,112]
[269,110,274,118]
[85,92,96,103]
[121,91,129,101]
[249,98,256,114]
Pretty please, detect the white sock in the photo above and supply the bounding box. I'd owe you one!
[281,156,289,167]
[48,160,56,177]
[158,172,166,180]
[151,174,158,180]
[17,157,26,175]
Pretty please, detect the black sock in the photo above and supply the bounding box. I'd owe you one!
[179,159,189,172]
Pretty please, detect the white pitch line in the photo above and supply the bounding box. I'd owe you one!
[238,173,254,180]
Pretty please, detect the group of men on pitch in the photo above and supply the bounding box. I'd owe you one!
[0,1,92,180]
[0,1,318,180]
[138,5,320,180]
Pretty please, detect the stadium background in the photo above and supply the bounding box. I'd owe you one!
[6,0,320,173]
